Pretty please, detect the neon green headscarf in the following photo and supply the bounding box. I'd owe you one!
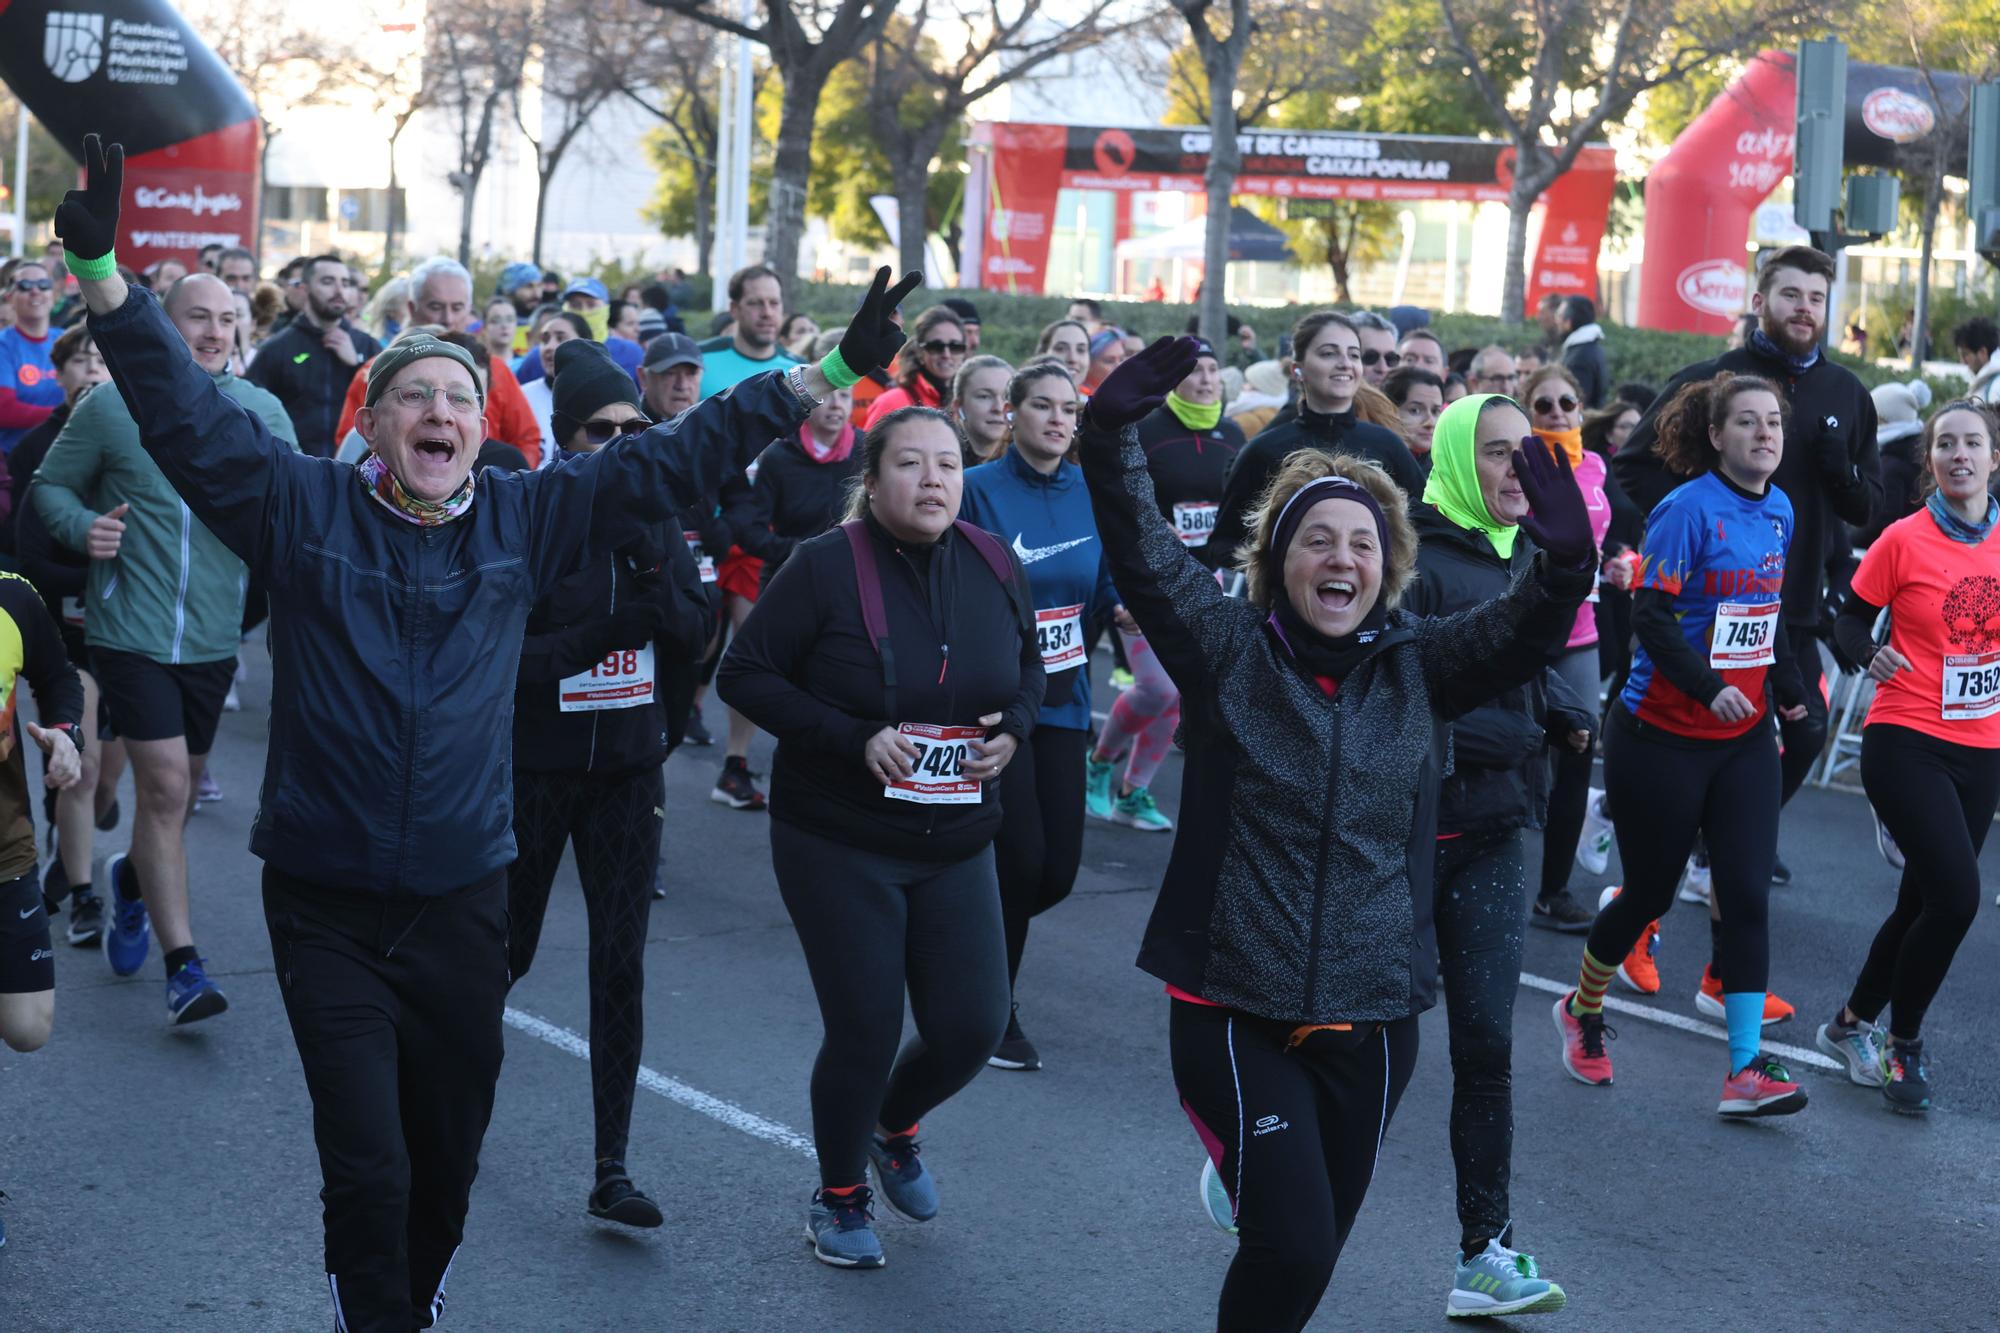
[1422,393,1520,559]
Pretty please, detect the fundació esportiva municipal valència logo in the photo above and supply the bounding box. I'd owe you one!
[45,10,106,83]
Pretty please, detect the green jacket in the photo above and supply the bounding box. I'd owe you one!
[32,373,297,664]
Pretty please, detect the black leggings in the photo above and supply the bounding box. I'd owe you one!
[1173,1002,1419,1333]
[507,765,664,1169]
[994,725,1087,986]
[1590,707,1779,991]
[1850,724,2000,1039]
[1779,622,1828,805]
[1434,830,1526,1254]
[771,819,1011,1189]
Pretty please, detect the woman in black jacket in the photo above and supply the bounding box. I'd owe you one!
[504,340,710,1228]
[718,405,1043,1271]
[1404,392,1592,1317]
[1077,339,1594,1333]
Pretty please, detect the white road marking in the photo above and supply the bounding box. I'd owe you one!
[504,1008,818,1159]
[1517,973,1840,1072]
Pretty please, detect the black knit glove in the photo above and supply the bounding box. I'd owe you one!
[53,134,124,274]
[1085,336,1201,433]
[834,267,924,379]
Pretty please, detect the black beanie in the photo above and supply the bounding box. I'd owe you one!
[550,337,641,445]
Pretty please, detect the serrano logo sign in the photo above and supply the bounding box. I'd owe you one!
[1676,259,1747,318]
[1863,87,1935,143]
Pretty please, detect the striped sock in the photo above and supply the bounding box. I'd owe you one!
[1572,949,1615,1015]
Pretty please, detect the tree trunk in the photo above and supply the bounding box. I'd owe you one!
[532,166,553,268]
[1500,141,1554,323]
[1327,224,1352,306]
[1198,48,1238,346]
[1910,156,1944,373]
[380,119,407,281]
[692,165,715,277]
[457,173,478,267]
[767,69,829,291]
[892,148,933,279]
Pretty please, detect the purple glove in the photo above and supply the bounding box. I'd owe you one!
[1083,336,1201,433]
[1513,437,1595,570]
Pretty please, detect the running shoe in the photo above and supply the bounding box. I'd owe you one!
[1694,967,1793,1025]
[1530,888,1592,933]
[1770,856,1792,887]
[1084,755,1116,822]
[1874,810,1905,871]
[1552,992,1614,1085]
[1595,887,1660,994]
[867,1130,938,1223]
[1718,1054,1807,1117]
[1112,786,1174,832]
[165,956,229,1026]
[1446,1237,1567,1319]
[222,683,241,713]
[1816,1014,1890,1087]
[1197,1158,1236,1235]
[683,708,715,747]
[651,870,666,901]
[1575,787,1613,876]
[1109,666,1135,691]
[1884,1038,1931,1115]
[806,1187,885,1268]
[587,1174,663,1228]
[710,757,766,811]
[195,771,222,806]
[95,797,120,833]
[102,853,150,977]
[66,891,105,948]
[988,1003,1041,1071]
[1676,855,1712,905]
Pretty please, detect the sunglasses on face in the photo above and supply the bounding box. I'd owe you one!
[13,279,53,292]
[584,414,653,444]
[1534,395,1580,415]
[1360,349,1400,368]
[922,339,967,356]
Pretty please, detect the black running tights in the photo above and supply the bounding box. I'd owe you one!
[507,765,664,1169]
[1173,1001,1419,1333]
[994,725,1087,985]
[1849,724,2000,1039]
[1590,707,1779,992]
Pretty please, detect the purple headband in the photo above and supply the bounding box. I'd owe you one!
[1267,476,1389,578]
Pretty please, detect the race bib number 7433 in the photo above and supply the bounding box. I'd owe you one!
[882,723,985,805]
[1036,604,1085,671]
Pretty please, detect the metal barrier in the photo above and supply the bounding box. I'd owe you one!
[1816,604,1889,788]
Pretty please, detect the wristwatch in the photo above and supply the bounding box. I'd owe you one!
[48,721,84,756]
[784,365,825,410]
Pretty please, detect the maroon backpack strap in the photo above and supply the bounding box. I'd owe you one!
[952,520,1016,586]
[843,520,898,719]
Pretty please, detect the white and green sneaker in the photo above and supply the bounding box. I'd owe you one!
[1085,755,1117,822]
[1815,1015,1889,1087]
[1112,786,1173,832]
[1446,1238,1567,1318]
[1197,1158,1236,1235]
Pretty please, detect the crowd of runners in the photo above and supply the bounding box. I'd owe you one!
[1,135,1995,1330]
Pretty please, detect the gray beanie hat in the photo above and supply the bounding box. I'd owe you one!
[365,332,481,407]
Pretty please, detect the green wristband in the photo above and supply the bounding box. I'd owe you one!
[819,348,861,390]
[67,250,118,281]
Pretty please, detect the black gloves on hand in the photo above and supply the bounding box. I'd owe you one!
[54,134,123,264]
[1084,337,1201,433]
[1513,437,1596,570]
[837,267,924,377]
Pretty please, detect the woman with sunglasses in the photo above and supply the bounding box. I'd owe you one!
[0,261,64,459]
[862,306,967,428]
[505,338,710,1228]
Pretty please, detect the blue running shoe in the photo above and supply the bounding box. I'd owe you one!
[1198,1158,1236,1235]
[806,1187,885,1268]
[102,853,150,977]
[1447,1237,1568,1318]
[165,956,229,1026]
[867,1131,938,1223]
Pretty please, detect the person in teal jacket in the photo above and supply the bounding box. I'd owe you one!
[959,361,1125,1072]
[31,271,297,1025]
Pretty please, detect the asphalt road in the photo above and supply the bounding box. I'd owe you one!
[3,645,1997,1331]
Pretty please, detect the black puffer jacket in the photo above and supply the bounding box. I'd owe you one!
[747,433,865,587]
[1082,420,1590,1024]
[1211,406,1424,571]
[1404,506,1594,835]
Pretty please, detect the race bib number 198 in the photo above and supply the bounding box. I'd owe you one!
[1709,601,1778,670]
[882,723,985,805]
[1943,651,2000,722]
[559,645,656,712]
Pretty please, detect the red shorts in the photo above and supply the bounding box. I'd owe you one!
[717,547,763,602]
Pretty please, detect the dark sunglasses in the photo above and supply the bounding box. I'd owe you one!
[12,278,54,292]
[1360,349,1400,368]
[921,339,968,356]
[1533,394,1580,416]
[583,413,653,444]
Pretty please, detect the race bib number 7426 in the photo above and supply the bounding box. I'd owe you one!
[882,723,986,805]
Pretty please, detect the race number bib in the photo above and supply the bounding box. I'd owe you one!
[1709,602,1778,669]
[1036,604,1085,671]
[1173,501,1219,548]
[1942,651,2000,722]
[59,596,84,629]
[683,531,718,584]
[558,645,656,712]
[882,723,985,805]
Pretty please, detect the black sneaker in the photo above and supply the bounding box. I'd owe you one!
[651,870,666,901]
[1770,857,1792,886]
[587,1175,663,1228]
[95,797,120,833]
[1884,1038,1931,1115]
[988,1003,1042,1071]
[684,708,715,747]
[1532,888,1593,933]
[711,757,767,811]
[66,891,105,948]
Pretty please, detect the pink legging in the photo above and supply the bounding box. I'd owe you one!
[1093,629,1181,791]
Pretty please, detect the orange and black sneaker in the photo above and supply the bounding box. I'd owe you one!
[1695,967,1794,1025]
[1553,992,1615,1086]
[1596,887,1660,995]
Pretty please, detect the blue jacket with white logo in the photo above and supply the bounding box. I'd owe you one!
[961,447,1118,731]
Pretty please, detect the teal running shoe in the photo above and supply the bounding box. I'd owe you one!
[1112,786,1173,832]
[1447,1238,1567,1318]
[1197,1158,1236,1235]
[1084,755,1116,822]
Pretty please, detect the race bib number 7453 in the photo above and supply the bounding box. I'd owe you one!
[1709,601,1777,670]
